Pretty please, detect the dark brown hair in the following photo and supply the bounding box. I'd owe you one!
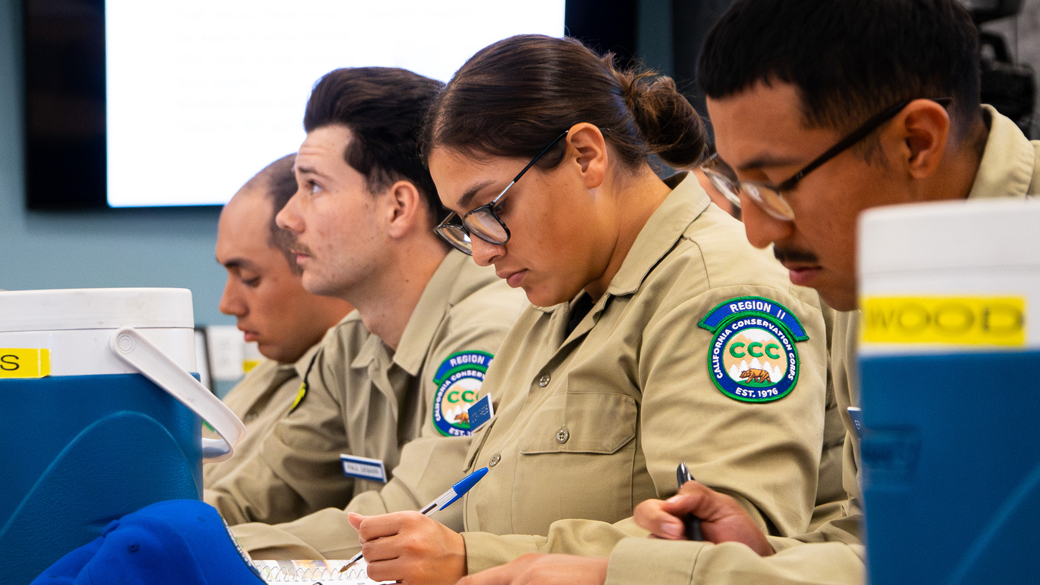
[424,35,707,172]
[700,0,982,137]
[305,67,447,224]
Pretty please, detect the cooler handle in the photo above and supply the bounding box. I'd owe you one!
[108,327,246,461]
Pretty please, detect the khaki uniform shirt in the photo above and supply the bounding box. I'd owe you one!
[202,345,319,488]
[603,106,1040,585]
[457,173,836,572]
[210,251,527,558]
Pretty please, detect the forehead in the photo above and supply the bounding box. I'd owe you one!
[707,81,835,171]
[216,192,277,257]
[428,147,513,209]
[296,125,354,166]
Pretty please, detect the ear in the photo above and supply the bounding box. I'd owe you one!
[891,99,950,180]
[565,123,608,189]
[382,180,425,239]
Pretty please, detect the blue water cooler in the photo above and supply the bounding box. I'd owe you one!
[857,200,1040,584]
[0,288,245,585]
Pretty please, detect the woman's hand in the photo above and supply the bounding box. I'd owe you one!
[348,511,467,585]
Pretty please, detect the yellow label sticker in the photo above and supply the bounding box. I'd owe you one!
[861,296,1025,346]
[242,359,261,373]
[0,348,52,378]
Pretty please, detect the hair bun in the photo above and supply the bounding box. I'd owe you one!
[612,65,707,168]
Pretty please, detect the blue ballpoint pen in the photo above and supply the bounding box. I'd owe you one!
[341,467,490,571]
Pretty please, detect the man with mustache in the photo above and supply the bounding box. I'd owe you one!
[207,154,353,487]
[204,67,525,558]
[456,0,1039,583]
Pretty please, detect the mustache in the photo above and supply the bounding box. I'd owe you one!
[773,246,820,265]
[288,240,312,257]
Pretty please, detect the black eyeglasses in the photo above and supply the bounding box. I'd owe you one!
[701,98,953,221]
[436,130,569,255]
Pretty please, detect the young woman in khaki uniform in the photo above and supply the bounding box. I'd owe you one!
[347,35,839,585]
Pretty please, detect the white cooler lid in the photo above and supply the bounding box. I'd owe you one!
[0,288,194,332]
[859,198,1040,278]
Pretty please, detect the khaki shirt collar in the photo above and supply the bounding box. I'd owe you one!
[529,172,708,344]
[290,339,323,379]
[606,172,709,297]
[390,250,471,376]
[968,105,1037,201]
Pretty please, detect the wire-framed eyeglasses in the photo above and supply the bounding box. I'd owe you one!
[701,98,953,221]
[435,130,569,255]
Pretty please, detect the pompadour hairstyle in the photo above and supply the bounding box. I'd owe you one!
[304,67,447,224]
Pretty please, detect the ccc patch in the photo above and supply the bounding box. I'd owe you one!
[698,296,808,403]
[432,351,493,436]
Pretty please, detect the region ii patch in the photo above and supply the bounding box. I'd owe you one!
[432,351,493,436]
[698,296,808,403]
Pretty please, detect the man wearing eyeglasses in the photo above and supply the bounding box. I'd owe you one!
[205,67,526,559]
[455,1,1039,584]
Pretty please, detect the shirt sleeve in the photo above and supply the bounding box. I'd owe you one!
[233,287,522,559]
[461,284,834,572]
[205,340,356,526]
[604,536,864,585]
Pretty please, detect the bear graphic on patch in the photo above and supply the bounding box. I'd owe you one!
[739,368,772,384]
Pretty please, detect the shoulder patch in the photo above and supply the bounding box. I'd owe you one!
[432,351,493,436]
[698,296,807,403]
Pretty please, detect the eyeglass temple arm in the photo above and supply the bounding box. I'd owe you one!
[776,100,914,191]
[510,130,570,183]
[776,97,953,191]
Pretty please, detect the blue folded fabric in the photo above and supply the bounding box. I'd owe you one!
[32,500,265,585]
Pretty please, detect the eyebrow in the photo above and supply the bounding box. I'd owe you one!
[294,164,331,180]
[457,179,496,210]
[221,257,259,271]
[732,153,805,174]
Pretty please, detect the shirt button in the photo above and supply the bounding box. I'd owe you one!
[244,413,258,422]
[556,428,570,444]
[489,454,501,467]
[538,374,551,387]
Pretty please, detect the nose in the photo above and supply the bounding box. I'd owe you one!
[739,192,795,249]
[276,189,305,233]
[218,275,247,317]
[470,237,504,267]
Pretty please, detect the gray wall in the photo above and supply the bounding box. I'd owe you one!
[0,0,231,326]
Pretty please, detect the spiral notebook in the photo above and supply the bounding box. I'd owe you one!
[250,559,393,584]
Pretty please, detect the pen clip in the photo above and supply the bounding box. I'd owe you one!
[677,462,693,487]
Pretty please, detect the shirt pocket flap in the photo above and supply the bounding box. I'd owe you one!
[519,392,637,455]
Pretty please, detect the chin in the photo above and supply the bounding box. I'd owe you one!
[818,288,858,312]
[523,284,578,309]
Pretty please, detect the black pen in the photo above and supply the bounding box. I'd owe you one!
[676,462,703,541]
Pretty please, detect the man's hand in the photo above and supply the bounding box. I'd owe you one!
[456,553,608,585]
[348,511,467,585]
[634,480,774,556]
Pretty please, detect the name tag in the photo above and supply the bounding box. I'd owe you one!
[467,394,495,431]
[340,454,387,483]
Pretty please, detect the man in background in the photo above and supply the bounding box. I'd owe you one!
[205,67,525,558]
[206,154,353,487]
